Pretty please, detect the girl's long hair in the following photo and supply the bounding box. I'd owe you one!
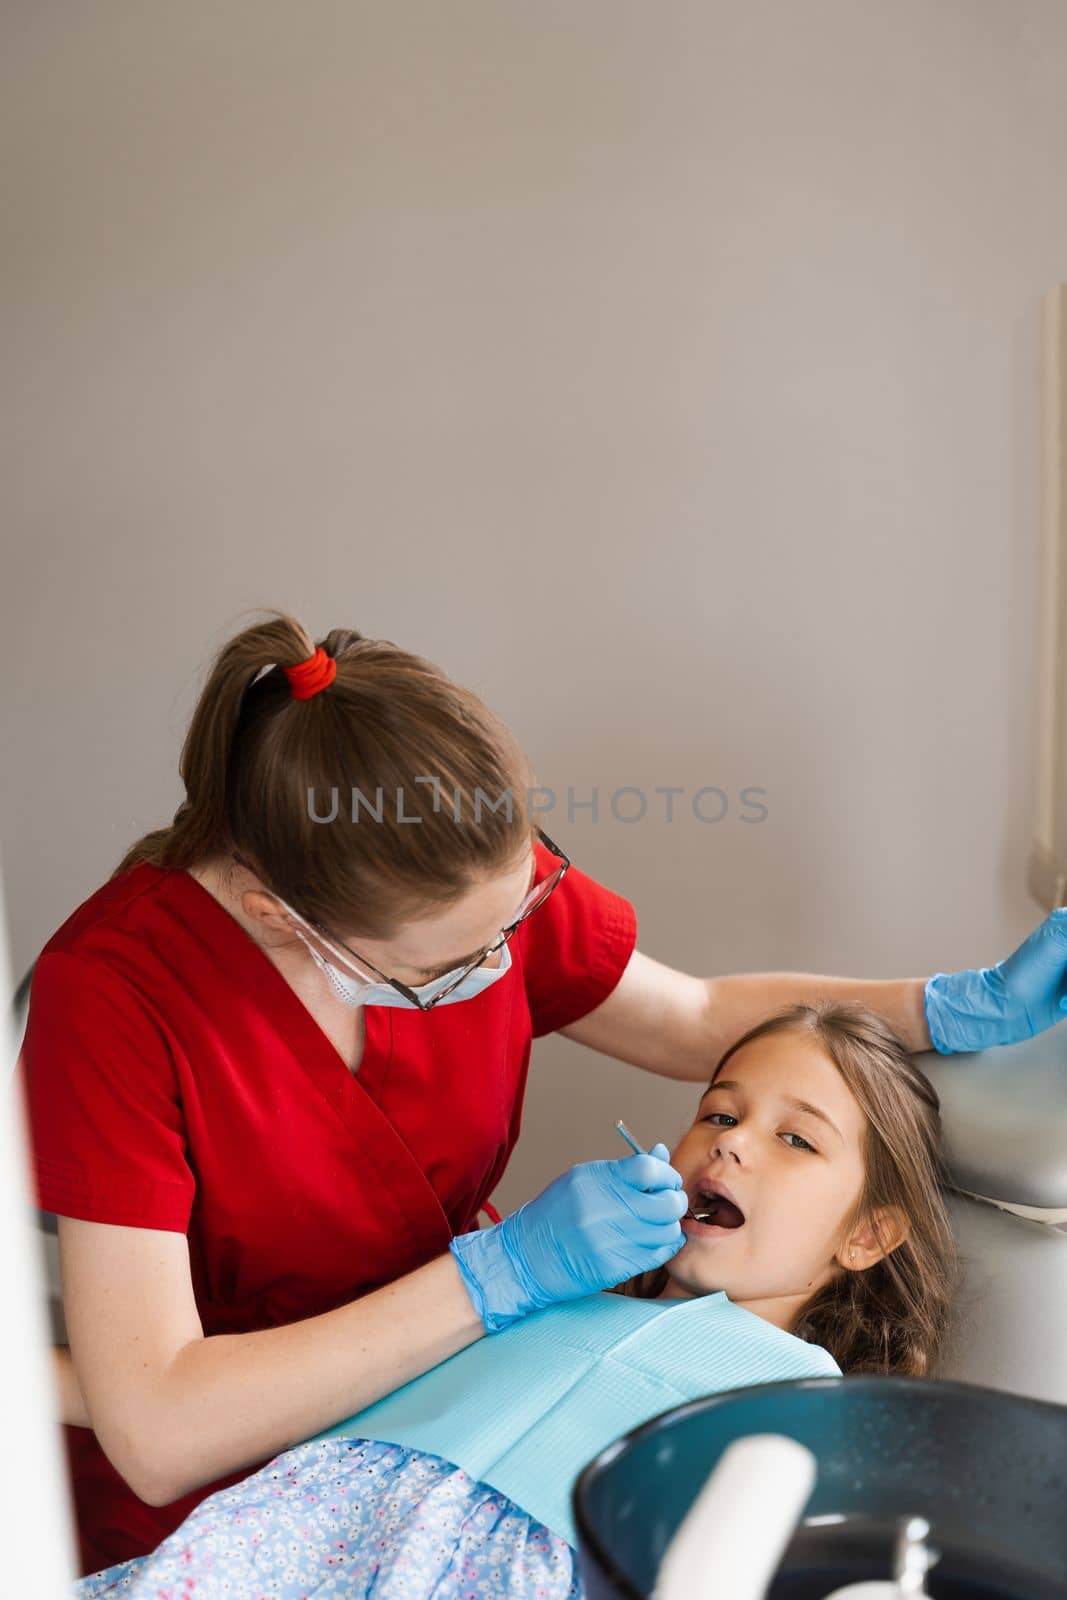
[114,609,538,938]
[618,1002,958,1377]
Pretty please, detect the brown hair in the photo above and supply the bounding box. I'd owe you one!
[114,609,538,939]
[618,1001,957,1377]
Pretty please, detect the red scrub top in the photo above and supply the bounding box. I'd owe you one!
[18,838,637,1576]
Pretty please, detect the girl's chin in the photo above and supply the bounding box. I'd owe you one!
[662,1257,728,1299]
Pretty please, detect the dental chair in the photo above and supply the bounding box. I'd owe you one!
[922,1030,1067,1403]
[10,966,1067,1402]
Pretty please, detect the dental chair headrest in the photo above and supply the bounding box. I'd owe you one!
[918,1030,1067,1219]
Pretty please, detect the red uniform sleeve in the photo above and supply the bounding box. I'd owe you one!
[17,950,195,1232]
[520,846,638,1038]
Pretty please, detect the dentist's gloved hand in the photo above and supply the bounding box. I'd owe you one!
[450,1142,688,1333]
[924,908,1067,1053]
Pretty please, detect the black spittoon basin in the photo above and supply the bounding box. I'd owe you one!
[573,1376,1067,1600]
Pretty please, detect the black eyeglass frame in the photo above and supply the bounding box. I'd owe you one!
[247,827,570,1012]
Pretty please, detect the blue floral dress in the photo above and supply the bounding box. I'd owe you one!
[74,1437,583,1599]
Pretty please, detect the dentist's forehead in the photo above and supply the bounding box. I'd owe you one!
[377,847,536,969]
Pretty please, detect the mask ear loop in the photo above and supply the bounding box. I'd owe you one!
[287,921,375,1006]
[272,891,378,982]
[230,851,381,999]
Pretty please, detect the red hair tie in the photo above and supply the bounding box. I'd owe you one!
[283,646,337,700]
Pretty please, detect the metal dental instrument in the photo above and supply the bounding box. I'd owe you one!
[614,1119,645,1156]
[616,1120,693,1217]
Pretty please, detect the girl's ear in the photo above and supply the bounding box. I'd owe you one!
[838,1206,910,1271]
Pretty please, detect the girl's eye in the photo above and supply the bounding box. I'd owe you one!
[700,1113,819,1152]
[701,1112,737,1127]
[781,1132,816,1153]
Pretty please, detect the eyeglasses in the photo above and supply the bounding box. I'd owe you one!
[244,827,570,1012]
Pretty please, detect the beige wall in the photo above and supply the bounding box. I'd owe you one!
[3,1,1067,1211]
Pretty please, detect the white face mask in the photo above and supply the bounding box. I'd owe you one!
[285,908,514,1010]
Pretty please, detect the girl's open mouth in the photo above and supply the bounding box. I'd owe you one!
[681,1211,744,1237]
[682,1182,746,1233]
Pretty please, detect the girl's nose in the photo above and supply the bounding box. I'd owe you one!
[711,1130,744,1164]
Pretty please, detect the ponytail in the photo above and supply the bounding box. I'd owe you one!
[114,609,537,940]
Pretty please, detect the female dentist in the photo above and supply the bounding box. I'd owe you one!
[18,610,1067,1577]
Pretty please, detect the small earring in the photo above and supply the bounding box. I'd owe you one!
[848,1248,856,1263]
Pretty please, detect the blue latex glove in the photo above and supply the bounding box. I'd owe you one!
[924,908,1067,1053]
[450,1142,688,1333]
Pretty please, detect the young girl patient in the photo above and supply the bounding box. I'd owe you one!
[75,1002,956,1599]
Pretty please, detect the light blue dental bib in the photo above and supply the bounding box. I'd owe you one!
[312,1290,840,1547]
